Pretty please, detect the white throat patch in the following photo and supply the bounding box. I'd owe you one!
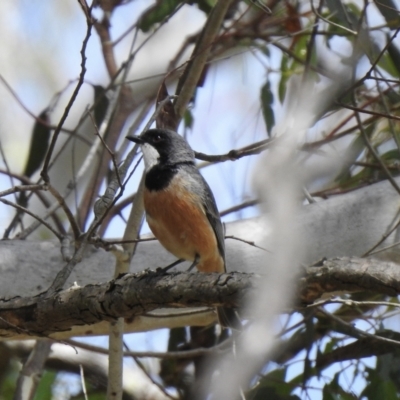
[141,143,160,171]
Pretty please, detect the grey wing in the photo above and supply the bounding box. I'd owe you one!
[202,178,226,262]
[185,165,226,265]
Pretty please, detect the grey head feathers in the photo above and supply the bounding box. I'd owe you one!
[127,129,195,171]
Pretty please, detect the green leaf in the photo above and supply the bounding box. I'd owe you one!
[183,109,194,130]
[23,109,51,178]
[74,390,106,400]
[362,373,398,400]
[195,0,215,14]
[139,0,181,32]
[260,80,275,136]
[247,386,300,400]
[325,0,359,30]
[325,0,351,28]
[375,0,400,30]
[279,54,290,103]
[33,370,56,400]
[292,35,308,62]
[322,373,357,400]
[0,360,19,399]
[378,50,400,77]
[322,336,341,354]
[93,85,109,128]
[386,36,400,77]
[246,368,300,400]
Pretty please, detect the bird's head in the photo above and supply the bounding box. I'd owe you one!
[127,129,195,171]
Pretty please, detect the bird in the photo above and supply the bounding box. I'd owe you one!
[126,128,240,329]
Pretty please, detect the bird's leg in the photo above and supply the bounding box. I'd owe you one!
[159,258,184,273]
[187,254,200,272]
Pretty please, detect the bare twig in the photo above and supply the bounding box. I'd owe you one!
[130,347,175,400]
[309,298,400,310]
[0,198,63,240]
[352,97,400,195]
[41,4,94,183]
[79,364,89,400]
[66,338,232,359]
[13,340,52,400]
[362,215,400,257]
[304,0,323,80]
[318,307,400,348]
[174,0,235,121]
[225,235,269,252]
[220,200,258,217]
[89,112,122,188]
[0,184,46,198]
[0,171,66,237]
[0,140,17,202]
[47,184,81,240]
[195,138,274,164]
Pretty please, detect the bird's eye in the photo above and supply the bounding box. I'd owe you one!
[153,134,162,143]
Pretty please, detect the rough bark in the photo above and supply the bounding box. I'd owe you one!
[2,257,400,339]
[0,271,252,339]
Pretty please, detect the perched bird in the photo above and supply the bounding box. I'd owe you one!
[127,128,240,328]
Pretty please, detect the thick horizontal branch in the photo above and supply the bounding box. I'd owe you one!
[300,257,400,303]
[0,271,253,338]
[2,257,400,339]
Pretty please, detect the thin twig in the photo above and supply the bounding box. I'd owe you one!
[0,140,17,202]
[318,307,400,348]
[79,364,89,400]
[89,112,122,188]
[13,340,52,400]
[361,214,400,257]
[304,0,323,81]
[0,76,91,144]
[66,338,232,359]
[0,171,66,237]
[47,184,81,240]
[310,3,357,35]
[130,348,175,400]
[352,97,400,195]
[338,102,400,122]
[220,200,258,217]
[367,238,400,256]
[41,4,93,183]
[225,235,269,252]
[174,0,235,120]
[0,184,46,198]
[309,298,400,310]
[0,198,63,240]
[195,138,274,164]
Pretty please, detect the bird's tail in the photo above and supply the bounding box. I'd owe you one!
[217,307,241,330]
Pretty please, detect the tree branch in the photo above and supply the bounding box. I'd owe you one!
[0,271,253,338]
[174,0,234,121]
[300,257,400,303]
[2,257,400,339]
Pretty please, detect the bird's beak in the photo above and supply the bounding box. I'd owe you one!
[126,135,144,144]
